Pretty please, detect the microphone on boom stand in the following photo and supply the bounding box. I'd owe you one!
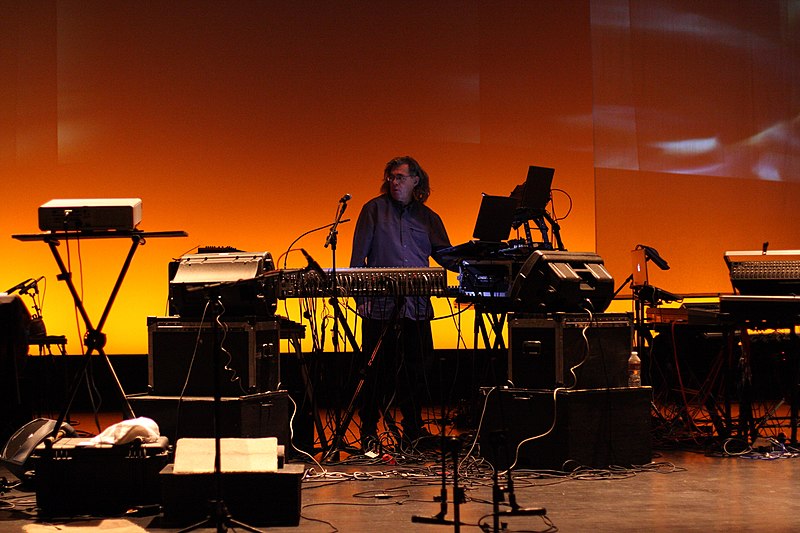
[325,193,351,248]
[5,277,44,295]
[300,248,327,280]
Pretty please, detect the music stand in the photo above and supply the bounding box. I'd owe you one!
[12,229,187,438]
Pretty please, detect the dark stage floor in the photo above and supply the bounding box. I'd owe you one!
[3,440,800,532]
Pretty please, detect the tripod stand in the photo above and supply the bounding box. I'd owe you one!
[512,207,565,252]
[12,229,187,439]
[179,295,262,533]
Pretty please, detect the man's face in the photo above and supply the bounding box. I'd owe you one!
[387,163,419,205]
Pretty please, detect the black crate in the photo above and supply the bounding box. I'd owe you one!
[31,436,170,517]
[508,312,632,389]
[127,391,291,446]
[160,462,304,526]
[479,387,652,470]
[147,316,280,396]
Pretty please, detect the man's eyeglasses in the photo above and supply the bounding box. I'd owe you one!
[386,173,416,183]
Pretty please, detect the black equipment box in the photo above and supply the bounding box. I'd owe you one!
[160,462,304,526]
[30,436,170,517]
[480,387,652,470]
[127,391,291,446]
[147,316,280,396]
[508,312,632,389]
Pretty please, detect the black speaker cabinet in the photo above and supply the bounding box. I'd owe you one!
[509,250,615,313]
[147,316,280,396]
[480,387,652,470]
[127,391,291,446]
[508,312,632,389]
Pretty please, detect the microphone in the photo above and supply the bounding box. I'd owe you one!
[300,248,328,281]
[339,193,352,203]
[638,244,670,271]
[5,278,33,294]
[5,276,44,295]
[19,276,45,293]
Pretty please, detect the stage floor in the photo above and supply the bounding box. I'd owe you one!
[2,444,800,532]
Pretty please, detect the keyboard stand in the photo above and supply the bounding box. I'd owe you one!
[13,230,187,438]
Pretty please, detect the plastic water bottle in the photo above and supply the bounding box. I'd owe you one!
[628,350,641,387]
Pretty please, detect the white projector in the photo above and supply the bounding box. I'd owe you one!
[38,198,143,232]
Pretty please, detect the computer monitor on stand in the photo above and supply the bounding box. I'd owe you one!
[510,166,563,250]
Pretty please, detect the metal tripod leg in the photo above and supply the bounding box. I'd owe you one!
[46,234,140,438]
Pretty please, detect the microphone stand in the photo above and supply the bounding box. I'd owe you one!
[615,249,674,367]
[283,219,352,270]
[179,293,262,533]
[482,431,546,533]
[411,355,465,530]
[411,436,465,531]
[278,209,355,459]
[19,278,47,337]
[321,196,360,461]
[324,197,348,352]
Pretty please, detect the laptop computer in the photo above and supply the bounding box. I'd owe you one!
[472,193,520,243]
[432,194,519,267]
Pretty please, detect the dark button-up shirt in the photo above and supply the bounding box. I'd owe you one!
[349,194,451,320]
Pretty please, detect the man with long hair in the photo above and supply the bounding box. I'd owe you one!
[349,156,452,450]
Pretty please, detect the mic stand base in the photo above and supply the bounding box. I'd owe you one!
[178,499,263,533]
[411,515,459,526]
[498,507,547,517]
[410,359,466,530]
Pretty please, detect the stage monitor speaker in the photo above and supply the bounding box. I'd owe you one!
[1,418,75,480]
[479,387,652,471]
[1,294,32,444]
[510,251,614,313]
[508,312,632,389]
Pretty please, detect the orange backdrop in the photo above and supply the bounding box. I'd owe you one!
[2,1,798,354]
